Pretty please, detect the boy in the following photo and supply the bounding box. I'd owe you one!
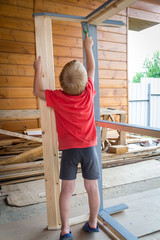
[33,33,100,240]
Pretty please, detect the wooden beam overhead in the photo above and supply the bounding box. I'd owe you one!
[87,0,138,25]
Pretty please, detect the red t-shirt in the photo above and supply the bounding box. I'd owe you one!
[45,78,97,150]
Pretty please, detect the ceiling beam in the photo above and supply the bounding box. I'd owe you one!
[87,0,138,25]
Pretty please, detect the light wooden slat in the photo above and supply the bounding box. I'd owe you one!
[0,52,35,65]
[0,99,37,110]
[0,16,34,32]
[37,0,92,16]
[53,35,82,48]
[98,50,126,61]
[53,46,83,58]
[98,60,127,70]
[0,0,33,9]
[0,40,35,54]
[0,87,34,98]
[98,25,126,34]
[130,0,160,14]
[99,88,127,97]
[48,0,103,10]
[0,76,33,87]
[0,120,38,132]
[0,28,35,43]
[98,41,126,52]
[52,24,82,38]
[0,129,42,142]
[0,3,33,20]
[100,97,127,107]
[0,64,34,76]
[98,31,126,43]
[0,110,40,121]
[35,15,61,228]
[128,8,160,22]
[0,161,43,174]
[0,146,43,165]
[99,70,127,79]
[99,79,127,88]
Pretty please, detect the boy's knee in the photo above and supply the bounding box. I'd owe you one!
[84,179,98,193]
[61,180,75,194]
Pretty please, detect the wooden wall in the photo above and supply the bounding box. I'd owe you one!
[0,0,128,133]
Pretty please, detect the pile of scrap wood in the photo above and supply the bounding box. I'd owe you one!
[0,129,44,185]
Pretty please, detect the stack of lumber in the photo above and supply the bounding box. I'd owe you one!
[101,146,160,168]
[0,137,44,185]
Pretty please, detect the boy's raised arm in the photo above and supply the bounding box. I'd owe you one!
[84,33,95,81]
[33,56,46,100]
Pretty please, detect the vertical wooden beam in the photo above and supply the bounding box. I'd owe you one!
[34,16,61,229]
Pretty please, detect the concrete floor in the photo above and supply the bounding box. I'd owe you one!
[0,214,112,240]
[1,159,160,239]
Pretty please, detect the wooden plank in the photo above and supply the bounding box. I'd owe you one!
[0,16,34,32]
[0,138,25,147]
[0,64,34,76]
[0,52,35,65]
[99,60,127,70]
[99,69,127,79]
[0,146,43,165]
[0,99,37,110]
[129,17,158,31]
[37,0,92,16]
[0,87,34,98]
[100,97,127,107]
[53,46,83,58]
[98,50,126,61]
[0,28,35,43]
[109,145,128,154]
[97,30,127,43]
[0,170,44,181]
[128,8,160,22]
[0,41,35,54]
[96,120,160,138]
[0,129,42,142]
[118,113,127,145]
[98,25,126,34]
[0,175,44,185]
[0,161,44,175]
[99,79,127,88]
[99,88,127,97]
[0,0,33,9]
[0,3,33,20]
[98,40,126,52]
[34,16,61,228]
[0,110,40,121]
[130,1,160,14]
[0,120,38,132]
[87,0,137,25]
[0,76,33,87]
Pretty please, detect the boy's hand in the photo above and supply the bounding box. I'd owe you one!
[33,56,42,72]
[84,33,93,50]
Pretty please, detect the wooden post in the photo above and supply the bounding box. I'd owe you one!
[34,16,61,229]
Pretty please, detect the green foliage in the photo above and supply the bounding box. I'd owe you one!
[132,72,145,83]
[144,51,160,78]
[132,50,160,82]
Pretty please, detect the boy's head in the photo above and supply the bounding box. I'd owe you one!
[59,60,87,95]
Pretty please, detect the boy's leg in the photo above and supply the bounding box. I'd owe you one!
[59,180,75,236]
[84,179,100,228]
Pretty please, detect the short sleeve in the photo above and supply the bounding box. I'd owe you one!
[45,89,56,108]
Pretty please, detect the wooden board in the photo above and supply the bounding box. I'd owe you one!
[34,16,61,228]
[109,145,128,154]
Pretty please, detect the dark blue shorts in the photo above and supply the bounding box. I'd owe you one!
[60,146,100,180]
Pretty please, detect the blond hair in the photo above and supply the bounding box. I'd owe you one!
[59,60,87,95]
